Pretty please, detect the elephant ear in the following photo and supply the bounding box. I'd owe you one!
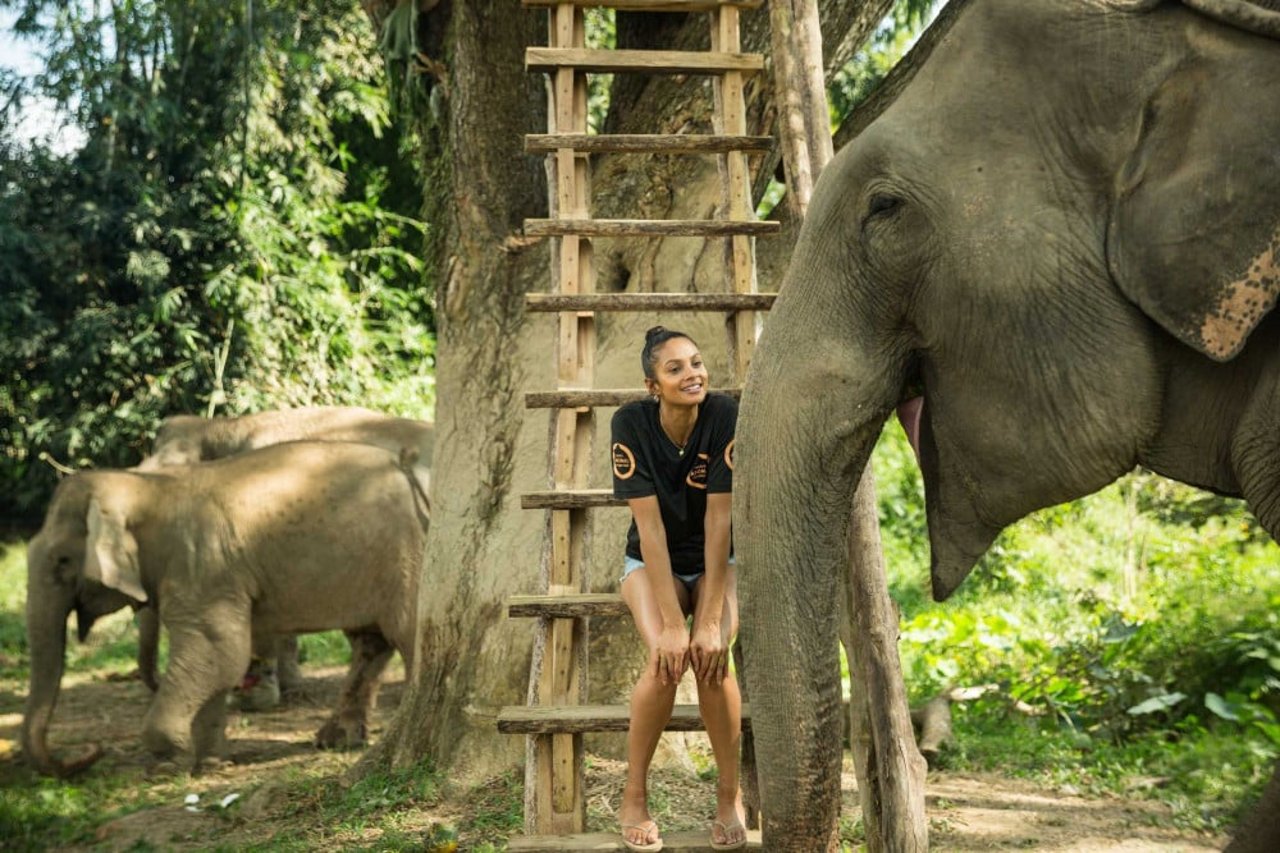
[1108,51,1280,362]
[84,497,148,603]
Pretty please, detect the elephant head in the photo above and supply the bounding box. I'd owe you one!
[23,473,149,776]
[135,414,209,469]
[736,0,1280,846]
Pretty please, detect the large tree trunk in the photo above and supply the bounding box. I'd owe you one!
[356,0,893,786]
[354,0,551,779]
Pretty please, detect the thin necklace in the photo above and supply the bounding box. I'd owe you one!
[659,408,694,457]
[665,433,687,456]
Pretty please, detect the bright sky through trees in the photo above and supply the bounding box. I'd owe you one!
[1,9,86,151]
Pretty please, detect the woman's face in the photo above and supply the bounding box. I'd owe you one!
[645,337,708,406]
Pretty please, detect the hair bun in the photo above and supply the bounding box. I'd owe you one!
[639,325,696,380]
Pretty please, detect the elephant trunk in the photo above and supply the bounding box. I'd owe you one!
[22,579,103,777]
[737,309,903,849]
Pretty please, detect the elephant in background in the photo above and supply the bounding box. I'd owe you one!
[734,0,1280,850]
[134,406,435,706]
[138,406,434,471]
[23,441,428,776]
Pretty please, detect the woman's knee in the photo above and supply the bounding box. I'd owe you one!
[635,664,681,691]
[695,674,739,703]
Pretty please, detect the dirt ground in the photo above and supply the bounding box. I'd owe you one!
[0,661,1229,851]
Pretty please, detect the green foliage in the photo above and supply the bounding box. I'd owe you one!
[0,777,97,848]
[950,705,1276,830]
[0,539,27,670]
[873,413,1280,825]
[1,538,142,677]
[757,1,938,219]
[585,9,616,134]
[330,761,443,824]
[459,771,523,836]
[0,0,431,519]
[829,0,938,127]
[298,629,354,667]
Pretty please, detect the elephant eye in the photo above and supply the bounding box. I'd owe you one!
[866,193,902,221]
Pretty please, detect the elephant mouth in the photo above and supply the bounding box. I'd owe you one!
[896,358,926,464]
[896,395,925,464]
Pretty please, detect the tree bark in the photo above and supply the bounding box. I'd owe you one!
[354,0,552,780]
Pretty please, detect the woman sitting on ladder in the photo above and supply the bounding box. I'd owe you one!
[612,325,746,852]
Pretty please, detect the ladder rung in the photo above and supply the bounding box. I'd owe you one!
[524,218,779,238]
[524,387,741,408]
[525,293,775,313]
[508,593,629,618]
[526,47,763,76]
[525,133,773,155]
[507,830,763,851]
[498,703,753,734]
[523,0,764,11]
[523,489,624,509]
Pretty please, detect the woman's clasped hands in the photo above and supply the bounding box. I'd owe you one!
[651,619,729,685]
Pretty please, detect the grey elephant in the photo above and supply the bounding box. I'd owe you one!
[734,0,1279,850]
[138,405,435,471]
[23,440,428,776]
[134,406,435,707]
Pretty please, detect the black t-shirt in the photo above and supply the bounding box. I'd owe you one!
[611,392,736,574]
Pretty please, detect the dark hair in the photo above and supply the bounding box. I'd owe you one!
[641,325,697,380]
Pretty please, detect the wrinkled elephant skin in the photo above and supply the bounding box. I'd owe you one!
[734,1,1280,849]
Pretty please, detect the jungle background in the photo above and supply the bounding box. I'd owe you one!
[0,0,1277,849]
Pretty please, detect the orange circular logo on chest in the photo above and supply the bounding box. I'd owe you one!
[686,453,710,489]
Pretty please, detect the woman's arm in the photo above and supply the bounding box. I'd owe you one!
[629,495,690,683]
[691,491,732,683]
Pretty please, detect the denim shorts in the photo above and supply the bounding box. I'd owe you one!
[620,555,735,590]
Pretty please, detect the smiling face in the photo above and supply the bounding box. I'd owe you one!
[644,336,708,407]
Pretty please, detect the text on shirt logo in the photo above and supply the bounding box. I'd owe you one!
[612,442,637,480]
[686,453,709,489]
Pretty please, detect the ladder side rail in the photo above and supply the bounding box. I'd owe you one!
[710,6,761,385]
[527,2,594,836]
[710,4,764,830]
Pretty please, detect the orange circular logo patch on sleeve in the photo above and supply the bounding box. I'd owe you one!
[724,438,735,471]
[612,442,636,480]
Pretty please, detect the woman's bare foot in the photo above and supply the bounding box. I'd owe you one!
[620,783,662,850]
[710,784,747,849]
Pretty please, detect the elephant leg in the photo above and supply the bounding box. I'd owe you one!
[276,635,304,696]
[143,606,250,766]
[135,606,161,692]
[1225,761,1280,853]
[315,630,393,749]
[191,691,231,769]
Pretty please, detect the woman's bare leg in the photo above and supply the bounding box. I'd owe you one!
[620,569,691,848]
[692,569,745,846]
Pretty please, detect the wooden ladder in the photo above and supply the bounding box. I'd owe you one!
[502,1,776,849]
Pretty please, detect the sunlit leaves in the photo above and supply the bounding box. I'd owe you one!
[0,0,430,517]
[1127,692,1186,716]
